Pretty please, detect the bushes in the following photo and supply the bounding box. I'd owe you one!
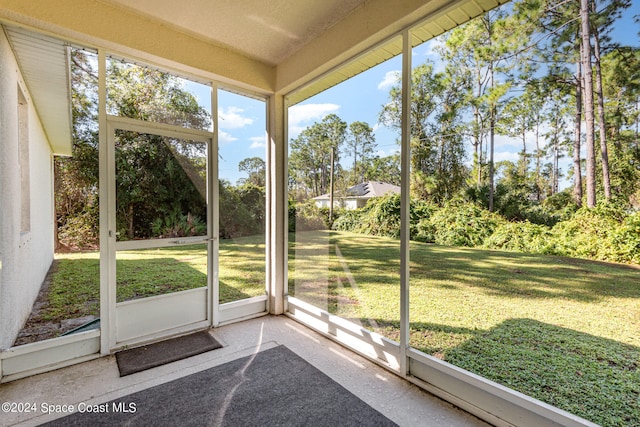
[358,194,403,238]
[332,209,363,233]
[332,194,403,237]
[484,221,555,254]
[331,195,438,241]
[427,201,504,247]
[151,212,206,238]
[325,194,640,265]
[615,212,640,264]
[289,200,331,231]
[57,205,99,249]
[551,204,639,264]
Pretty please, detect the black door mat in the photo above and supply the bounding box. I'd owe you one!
[115,330,222,376]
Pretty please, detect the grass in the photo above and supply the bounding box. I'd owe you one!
[288,230,640,427]
[38,235,266,323]
[35,230,639,426]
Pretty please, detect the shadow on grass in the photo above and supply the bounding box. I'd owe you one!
[410,246,640,303]
[411,318,640,427]
[288,231,640,425]
[296,230,640,303]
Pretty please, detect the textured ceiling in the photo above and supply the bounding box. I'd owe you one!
[99,0,368,65]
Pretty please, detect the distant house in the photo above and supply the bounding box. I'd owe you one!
[313,181,401,210]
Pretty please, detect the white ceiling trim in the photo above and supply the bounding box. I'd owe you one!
[287,0,509,106]
[4,25,73,156]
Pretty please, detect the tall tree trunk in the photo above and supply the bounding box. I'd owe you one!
[488,63,496,212]
[489,111,496,212]
[353,148,358,185]
[474,107,482,186]
[475,70,483,186]
[591,15,611,200]
[521,127,527,177]
[553,133,559,195]
[580,0,597,207]
[574,60,584,207]
[535,122,541,201]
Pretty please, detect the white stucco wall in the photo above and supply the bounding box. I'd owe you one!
[314,198,362,210]
[0,30,55,350]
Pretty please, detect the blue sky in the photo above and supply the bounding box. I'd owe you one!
[187,3,639,187]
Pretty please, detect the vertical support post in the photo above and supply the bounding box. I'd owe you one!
[210,83,220,326]
[329,146,335,226]
[267,94,286,315]
[98,49,113,354]
[399,30,412,375]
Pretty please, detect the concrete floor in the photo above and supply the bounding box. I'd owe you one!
[0,315,489,426]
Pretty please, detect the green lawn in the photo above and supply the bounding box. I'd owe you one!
[288,230,639,427]
[41,235,266,322]
[39,230,639,426]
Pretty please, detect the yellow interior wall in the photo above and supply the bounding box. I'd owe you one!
[0,0,276,93]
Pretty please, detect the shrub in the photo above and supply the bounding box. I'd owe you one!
[428,200,505,247]
[359,194,402,238]
[551,203,629,262]
[332,195,436,241]
[484,221,555,254]
[57,206,99,249]
[292,200,328,231]
[413,217,436,243]
[332,209,364,232]
[542,190,579,222]
[612,210,640,264]
[151,212,206,238]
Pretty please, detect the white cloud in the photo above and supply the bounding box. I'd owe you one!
[288,103,340,138]
[250,136,267,149]
[289,103,340,125]
[218,131,237,145]
[421,37,444,58]
[378,70,400,90]
[494,133,522,149]
[375,147,400,157]
[494,151,520,163]
[219,106,254,129]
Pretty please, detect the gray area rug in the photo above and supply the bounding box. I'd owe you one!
[115,331,223,376]
[45,345,398,426]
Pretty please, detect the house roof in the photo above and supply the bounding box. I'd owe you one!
[4,25,72,156]
[314,181,401,201]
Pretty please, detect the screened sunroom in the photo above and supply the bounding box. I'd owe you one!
[0,1,633,426]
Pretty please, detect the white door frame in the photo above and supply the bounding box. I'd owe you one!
[102,115,216,351]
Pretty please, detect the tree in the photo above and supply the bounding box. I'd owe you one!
[55,50,100,249]
[600,46,640,204]
[288,114,347,198]
[346,121,375,184]
[590,0,631,201]
[438,5,534,210]
[56,51,212,246]
[542,87,572,196]
[499,82,548,201]
[238,156,266,187]
[362,154,401,186]
[380,61,469,202]
[580,0,597,207]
